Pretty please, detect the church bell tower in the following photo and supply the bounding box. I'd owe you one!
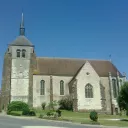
[1,13,35,110]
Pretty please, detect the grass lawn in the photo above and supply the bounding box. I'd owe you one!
[99,119,128,127]
[10,109,128,127]
[35,109,128,127]
[81,119,128,127]
[8,111,22,116]
[59,110,128,120]
[11,111,22,114]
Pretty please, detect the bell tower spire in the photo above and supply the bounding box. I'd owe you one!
[19,13,25,36]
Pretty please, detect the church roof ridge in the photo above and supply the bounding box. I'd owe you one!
[36,56,122,77]
[37,56,110,62]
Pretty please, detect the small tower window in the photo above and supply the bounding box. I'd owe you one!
[17,49,21,57]
[22,49,26,58]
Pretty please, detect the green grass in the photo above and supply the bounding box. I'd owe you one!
[9,111,22,114]
[12,109,127,127]
[62,110,128,127]
[60,110,128,120]
[8,111,22,116]
[35,109,128,119]
[81,119,128,127]
[5,106,128,127]
[99,119,128,127]
[35,109,128,127]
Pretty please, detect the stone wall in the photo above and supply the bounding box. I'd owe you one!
[33,75,51,107]
[52,76,72,101]
[33,75,72,108]
[76,61,101,110]
[1,52,12,111]
[100,77,111,114]
[28,53,37,107]
[100,81,107,111]
[72,80,78,111]
[50,75,53,102]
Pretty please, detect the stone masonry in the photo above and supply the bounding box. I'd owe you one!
[28,53,37,107]
[1,52,12,111]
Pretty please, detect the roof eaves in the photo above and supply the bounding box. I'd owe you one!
[8,44,35,47]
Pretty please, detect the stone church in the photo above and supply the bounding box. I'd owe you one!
[0,14,126,114]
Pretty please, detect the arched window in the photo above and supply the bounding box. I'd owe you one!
[85,83,93,98]
[16,49,21,57]
[60,80,64,95]
[40,80,45,95]
[112,79,117,98]
[22,49,26,58]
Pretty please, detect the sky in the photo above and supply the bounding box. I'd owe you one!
[0,0,128,86]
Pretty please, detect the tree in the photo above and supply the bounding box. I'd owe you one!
[117,82,128,115]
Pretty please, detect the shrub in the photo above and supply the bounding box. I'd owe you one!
[39,113,44,118]
[46,111,54,117]
[29,110,36,116]
[58,96,73,111]
[41,102,46,110]
[7,110,11,115]
[90,110,98,122]
[53,112,58,118]
[7,101,29,112]
[56,109,62,117]
[22,107,30,116]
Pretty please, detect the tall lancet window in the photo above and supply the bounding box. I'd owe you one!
[85,83,93,98]
[40,80,45,95]
[112,79,117,98]
[17,49,21,58]
[60,80,64,95]
[22,49,26,58]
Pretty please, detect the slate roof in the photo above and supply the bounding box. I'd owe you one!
[10,36,34,46]
[36,57,123,77]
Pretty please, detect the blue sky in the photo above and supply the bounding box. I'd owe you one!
[0,0,128,86]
